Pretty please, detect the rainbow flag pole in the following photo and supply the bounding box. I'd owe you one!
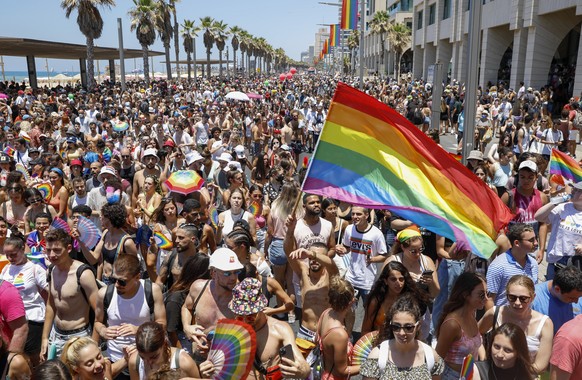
[302,83,513,258]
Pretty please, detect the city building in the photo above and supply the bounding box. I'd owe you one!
[412,0,582,97]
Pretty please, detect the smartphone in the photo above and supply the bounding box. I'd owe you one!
[279,343,295,362]
[422,270,434,277]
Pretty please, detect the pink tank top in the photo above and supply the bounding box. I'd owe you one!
[443,318,482,365]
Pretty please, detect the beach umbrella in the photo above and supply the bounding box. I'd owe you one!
[225,91,250,102]
[112,121,129,132]
[165,170,205,195]
[246,93,263,100]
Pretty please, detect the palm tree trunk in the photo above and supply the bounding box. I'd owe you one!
[396,52,401,84]
[165,42,172,80]
[206,49,211,79]
[233,49,237,78]
[193,38,197,80]
[172,8,180,78]
[219,51,223,79]
[187,52,192,82]
[142,43,150,86]
[86,36,96,90]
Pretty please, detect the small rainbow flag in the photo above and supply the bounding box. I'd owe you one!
[329,24,340,47]
[153,231,173,250]
[341,0,358,30]
[248,201,261,217]
[302,83,513,258]
[460,354,474,380]
[3,146,15,157]
[450,153,463,162]
[549,148,582,183]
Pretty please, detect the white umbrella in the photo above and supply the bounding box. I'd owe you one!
[225,91,250,102]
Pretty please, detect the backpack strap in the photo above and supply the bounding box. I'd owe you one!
[76,264,96,303]
[378,340,389,371]
[492,306,500,329]
[115,235,129,262]
[419,341,435,373]
[191,279,211,315]
[102,284,116,326]
[144,279,155,318]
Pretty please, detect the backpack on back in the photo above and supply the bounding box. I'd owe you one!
[102,279,155,325]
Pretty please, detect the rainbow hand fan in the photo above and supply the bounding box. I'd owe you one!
[209,206,219,229]
[460,354,474,380]
[351,330,378,365]
[35,182,53,201]
[208,319,256,380]
[248,200,261,217]
[3,146,15,157]
[153,231,173,250]
[76,216,101,249]
[51,217,71,233]
[15,163,30,182]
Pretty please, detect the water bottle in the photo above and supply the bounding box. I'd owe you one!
[550,194,571,204]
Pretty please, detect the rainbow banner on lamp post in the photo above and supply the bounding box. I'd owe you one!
[330,24,340,47]
[302,83,513,258]
[341,0,358,30]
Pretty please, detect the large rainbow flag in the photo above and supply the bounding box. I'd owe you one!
[330,24,340,47]
[341,0,358,30]
[302,83,513,258]
[549,148,582,183]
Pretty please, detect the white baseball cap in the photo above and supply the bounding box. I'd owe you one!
[234,145,246,159]
[210,248,243,271]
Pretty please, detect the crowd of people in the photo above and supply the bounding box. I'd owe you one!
[0,71,580,380]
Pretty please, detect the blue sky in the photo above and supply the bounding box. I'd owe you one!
[1,0,340,72]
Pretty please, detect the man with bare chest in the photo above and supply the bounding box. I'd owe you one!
[181,248,242,359]
[228,278,310,380]
[131,148,161,208]
[288,242,338,344]
[41,228,99,361]
[155,224,200,290]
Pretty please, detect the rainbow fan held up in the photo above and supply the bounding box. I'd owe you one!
[154,231,173,250]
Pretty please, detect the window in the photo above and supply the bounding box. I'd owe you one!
[428,4,436,25]
[417,10,423,29]
[400,0,411,11]
[443,0,451,19]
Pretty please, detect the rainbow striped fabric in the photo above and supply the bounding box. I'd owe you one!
[341,0,358,30]
[330,24,340,47]
[302,83,513,258]
[549,148,582,183]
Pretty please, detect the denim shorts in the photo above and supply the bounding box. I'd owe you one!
[268,238,287,266]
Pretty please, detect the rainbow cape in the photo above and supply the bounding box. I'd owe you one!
[302,83,513,258]
[549,148,582,183]
[341,0,358,30]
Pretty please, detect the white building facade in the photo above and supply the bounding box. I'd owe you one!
[412,0,582,96]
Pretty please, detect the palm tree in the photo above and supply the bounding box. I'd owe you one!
[229,26,243,77]
[169,0,181,78]
[200,16,215,79]
[347,29,360,75]
[239,30,251,77]
[129,0,158,86]
[369,10,390,77]
[181,19,200,82]
[155,0,173,80]
[387,22,412,84]
[213,20,228,79]
[61,0,115,90]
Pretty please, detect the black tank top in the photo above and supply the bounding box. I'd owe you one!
[120,163,136,184]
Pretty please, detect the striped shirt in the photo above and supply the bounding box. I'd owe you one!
[487,250,539,306]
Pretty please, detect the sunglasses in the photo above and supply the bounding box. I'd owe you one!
[110,277,128,287]
[408,247,425,254]
[28,198,43,204]
[235,314,258,323]
[7,187,22,192]
[507,294,531,303]
[389,321,419,333]
[221,270,242,277]
[121,155,131,159]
